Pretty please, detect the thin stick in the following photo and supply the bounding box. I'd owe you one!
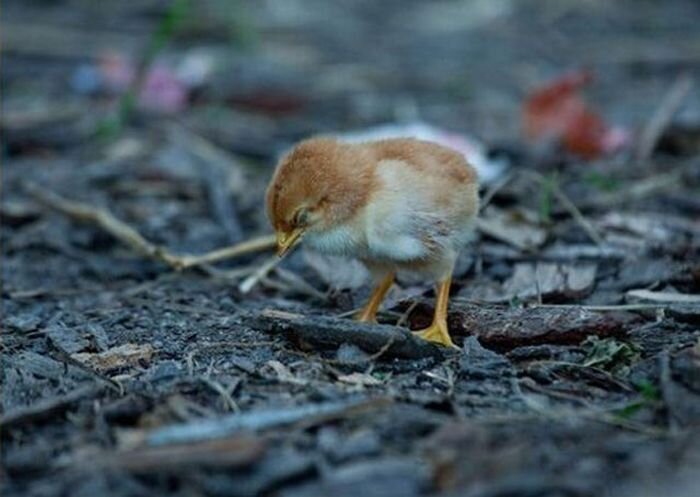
[528,303,673,311]
[199,377,240,413]
[177,236,276,269]
[274,267,327,301]
[626,289,700,304]
[635,75,694,162]
[238,256,280,294]
[550,185,605,246]
[526,172,604,246]
[479,171,514,213]
[25,182,275,271]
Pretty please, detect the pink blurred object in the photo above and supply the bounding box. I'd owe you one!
[139,65,187,113]
[92,51,213,114]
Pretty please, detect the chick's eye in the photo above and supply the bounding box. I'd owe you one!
[293,208,309,227]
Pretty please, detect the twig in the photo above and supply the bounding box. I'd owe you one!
[626,289,700,304]
[274,267,327,301]
[238,256,280,294]
[396,300,420,327]
[199,377,240,413]
[635,75,694,162]
[177,236,276,269]
[366,335,398,362]
[25,182,275,270]
[584,167,688,210]
[479,171,514,212]
[527,172,604,246]
[528,303,673,311]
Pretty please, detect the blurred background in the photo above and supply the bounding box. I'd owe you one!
[4,0,700,251]
[4,0,699,154]
[3,2,700,497]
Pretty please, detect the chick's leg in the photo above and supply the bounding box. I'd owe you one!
[356,272,395,323]
[414,276,456,348]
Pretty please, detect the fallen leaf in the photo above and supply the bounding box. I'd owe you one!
[626,289,700,304]
[523,70,628,159]
[582,336,641,376]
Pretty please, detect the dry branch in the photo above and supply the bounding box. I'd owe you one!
[25,182,275,270]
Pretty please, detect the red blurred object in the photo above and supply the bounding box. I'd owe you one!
[522,70,628,159]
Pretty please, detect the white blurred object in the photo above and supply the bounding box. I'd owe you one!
[335,121,507,184]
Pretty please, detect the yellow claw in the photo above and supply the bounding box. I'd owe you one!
[413,321,457,349]
[412,275,458,349]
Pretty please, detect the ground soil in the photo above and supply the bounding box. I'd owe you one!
[2,1,700,496]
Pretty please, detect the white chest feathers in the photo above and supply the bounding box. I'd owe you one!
[304,222,367,257]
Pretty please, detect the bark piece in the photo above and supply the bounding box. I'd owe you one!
[251,309,445,360]
[408,302,640,352]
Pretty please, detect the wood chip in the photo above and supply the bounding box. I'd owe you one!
[503,263,597,301]
[71,343,154,373]
[337,372,383,386]
[407,302,641,351]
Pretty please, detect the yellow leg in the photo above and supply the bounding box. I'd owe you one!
[413,276,456,348]
[356,272,395,323]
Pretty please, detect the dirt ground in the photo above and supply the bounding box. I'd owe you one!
[2,1,700,496]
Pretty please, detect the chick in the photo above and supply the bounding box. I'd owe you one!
[266,137,479,347]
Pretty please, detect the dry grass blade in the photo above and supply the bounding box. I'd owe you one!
[635,74,694,162]
[526,172,604,246]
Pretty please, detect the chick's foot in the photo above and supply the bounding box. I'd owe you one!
[413,321,457,349]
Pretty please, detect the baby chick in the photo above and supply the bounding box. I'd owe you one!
[266,137,479,347]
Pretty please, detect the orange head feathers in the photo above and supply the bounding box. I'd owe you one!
[266,138,373,255]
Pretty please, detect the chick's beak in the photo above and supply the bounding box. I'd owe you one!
[276,227,304,257]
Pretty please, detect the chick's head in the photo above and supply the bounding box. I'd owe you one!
[266,138,371,256]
